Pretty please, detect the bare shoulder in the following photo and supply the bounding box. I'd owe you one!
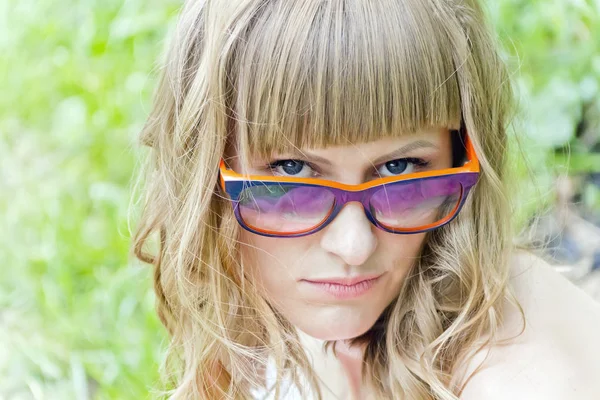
[459,250,600,400]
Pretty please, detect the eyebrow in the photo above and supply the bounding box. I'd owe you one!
[284,149,332,166]
[371,140,439,165]
[284,139,439,166]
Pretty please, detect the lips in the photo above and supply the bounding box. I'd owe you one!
[301,273,384,286]
[300,273,384,300]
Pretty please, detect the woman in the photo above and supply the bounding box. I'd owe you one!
[132,0,600,398]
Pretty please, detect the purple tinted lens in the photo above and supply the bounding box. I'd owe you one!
[369,176,462,229]
[238,184,335,233]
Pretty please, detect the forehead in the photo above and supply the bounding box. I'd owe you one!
[266,127,451,164]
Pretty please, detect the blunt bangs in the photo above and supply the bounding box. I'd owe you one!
[227,0,464,159]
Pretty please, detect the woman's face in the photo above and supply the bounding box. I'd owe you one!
[233,127,453,341]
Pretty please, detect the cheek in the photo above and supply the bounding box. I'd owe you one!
[371,231,427,301]
[239,231,310,298]
[239,232,317,333]
[380,231,427,264]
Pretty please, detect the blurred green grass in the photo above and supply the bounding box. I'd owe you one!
[0,0,180,397]
[0,0,598,399]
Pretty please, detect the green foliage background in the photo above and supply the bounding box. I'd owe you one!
[0,0,598,398]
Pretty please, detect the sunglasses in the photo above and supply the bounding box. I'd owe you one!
[219,130,480,238]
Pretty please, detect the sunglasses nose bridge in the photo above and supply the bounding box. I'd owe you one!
[337,189,369,207]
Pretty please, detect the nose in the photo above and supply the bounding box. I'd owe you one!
[319,202,378,266]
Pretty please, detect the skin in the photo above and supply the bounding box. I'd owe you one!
[231,127,453,398]
[457,251,600,400]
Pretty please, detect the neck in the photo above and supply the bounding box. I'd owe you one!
[297,330,367,399]
[334,339,366,399]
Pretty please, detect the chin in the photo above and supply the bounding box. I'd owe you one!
[296,316,377,341]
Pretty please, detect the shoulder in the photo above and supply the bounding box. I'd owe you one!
[459,250,600,400]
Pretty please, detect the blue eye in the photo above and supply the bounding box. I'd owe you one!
[377,158,429,177]
[384,159,408,174]
[269,160,313,177]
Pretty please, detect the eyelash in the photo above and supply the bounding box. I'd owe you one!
[266,157,431,177]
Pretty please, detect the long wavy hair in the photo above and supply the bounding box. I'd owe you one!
[132,0,526,398]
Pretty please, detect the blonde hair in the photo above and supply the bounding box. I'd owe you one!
[132,0,525,398]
